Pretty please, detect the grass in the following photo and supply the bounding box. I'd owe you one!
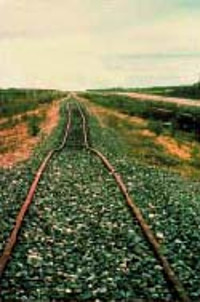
[0,99,69,253]
[0,112,46,161]
[88,108,200,300]
[87,82,200,100]
[0,101,171,300]
[0,89,67,161]
[148,120,164,136]
[82,93,200,178]
[0,98,200,300]
[0,88,67,119]
[134,83,200,100]
[27,115,44,137]
[81,93,200,130]
[100,112,181,167]
[81,92,200,139]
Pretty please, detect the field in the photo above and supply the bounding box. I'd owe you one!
[132,84,200,99]
[88,82,200,100]
[0,92,200,301]
[0,88,67,167]
[81,92,200,179]
[0,88,67,118]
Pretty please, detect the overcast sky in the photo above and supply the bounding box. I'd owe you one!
[0,0,200,90]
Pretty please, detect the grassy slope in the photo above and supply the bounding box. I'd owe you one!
[81,93,200,179]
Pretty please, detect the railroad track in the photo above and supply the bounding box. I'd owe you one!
[0,98,190,302]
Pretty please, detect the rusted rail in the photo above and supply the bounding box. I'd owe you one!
[75,98,191,302]
[0,97,191,302]
[0,103,72,279]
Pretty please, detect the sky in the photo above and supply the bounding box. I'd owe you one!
[0,0,200,90]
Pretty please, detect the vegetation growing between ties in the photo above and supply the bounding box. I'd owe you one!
[0,97,200,300]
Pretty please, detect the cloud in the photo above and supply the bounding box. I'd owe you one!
[0,1,90,40]
[0,0,200,89]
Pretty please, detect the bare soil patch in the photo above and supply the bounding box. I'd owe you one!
[0,123,39,168]
[0,101,60,168]
[156,136,191,160]
[40,101,60,135]
[139,129,155,138]
[77,93,200,178]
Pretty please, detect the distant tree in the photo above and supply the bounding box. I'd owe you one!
[195,74,200,88]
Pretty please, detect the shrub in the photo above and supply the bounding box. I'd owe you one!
[27,116,41,136]
[148,120,163,136]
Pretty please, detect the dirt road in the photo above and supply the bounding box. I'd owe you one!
[116,92,200,108]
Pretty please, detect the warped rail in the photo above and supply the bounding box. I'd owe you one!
[0,103,72,278]
[75,97,191,302]
[0,97,191,302]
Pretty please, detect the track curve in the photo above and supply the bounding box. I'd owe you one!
[0,102,72,278]
[75,94,191,302]
[0,96,191,302]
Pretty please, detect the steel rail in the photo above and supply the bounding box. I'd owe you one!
[0,103,72,279]
[75,98,191,302]
[0,97,191,302]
